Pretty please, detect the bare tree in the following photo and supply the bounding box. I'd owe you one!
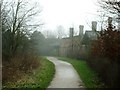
[2,0,43,58]
[98,0,120,29]
[99,0,120,15]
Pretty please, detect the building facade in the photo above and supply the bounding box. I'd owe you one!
[59,21,99,59]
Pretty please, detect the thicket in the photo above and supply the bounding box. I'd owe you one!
[88,22,120,88]
[2,0,44,85]
[2,29,44,85]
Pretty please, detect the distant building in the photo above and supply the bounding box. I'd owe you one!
[59,21,99,59]
[82,21,99,47]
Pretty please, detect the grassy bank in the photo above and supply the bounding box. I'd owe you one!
[3,57,55,89]
[57,57,105,88]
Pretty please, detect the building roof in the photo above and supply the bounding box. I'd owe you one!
[82,31,100,44]
[85,31,99,40]
[62,35,83,40]
[61,30,99,46]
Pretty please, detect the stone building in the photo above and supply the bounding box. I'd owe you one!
[59,21,99,59]
[82,21,99,48]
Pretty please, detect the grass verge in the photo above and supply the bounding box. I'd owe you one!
[3,57,55,89]
[57,57,105,88]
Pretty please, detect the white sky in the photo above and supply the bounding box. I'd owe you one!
[37,0,100,33]
[5,0,101,35]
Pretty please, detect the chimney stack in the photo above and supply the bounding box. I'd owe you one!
[108,17,112,29]
[118,14,120,30]
[92,21,97,31]
[69,27,74,38]
[79,25,84,36]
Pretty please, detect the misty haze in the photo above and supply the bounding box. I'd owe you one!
[1,0,120,89]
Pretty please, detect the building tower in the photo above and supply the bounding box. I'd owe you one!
[79,25,84,37]
[108,17,113,29]
[69,27,74,38]
[92,21,97,32]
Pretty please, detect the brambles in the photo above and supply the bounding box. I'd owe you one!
[90,25,120,87]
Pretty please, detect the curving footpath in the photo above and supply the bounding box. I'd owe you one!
[47,57,85,88]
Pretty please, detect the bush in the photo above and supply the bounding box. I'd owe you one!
[87,56,119,87]
[2,54,40,85]
[88,25,120,87]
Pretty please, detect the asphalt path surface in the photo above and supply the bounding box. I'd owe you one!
[47,57,84,88]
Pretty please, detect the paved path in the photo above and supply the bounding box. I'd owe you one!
[47,57,84,88]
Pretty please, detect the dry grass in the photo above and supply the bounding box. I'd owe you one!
[2,54,40,85]
[2,57,55,88]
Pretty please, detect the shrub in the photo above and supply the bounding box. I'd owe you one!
[89,25,120,87]
[2,54,40,85]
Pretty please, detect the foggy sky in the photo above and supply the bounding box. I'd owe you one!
[5,0,101,35]
[39,0,100,32]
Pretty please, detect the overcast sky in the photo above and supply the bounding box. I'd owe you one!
[6,0,101,35]
[37,0,100,33]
